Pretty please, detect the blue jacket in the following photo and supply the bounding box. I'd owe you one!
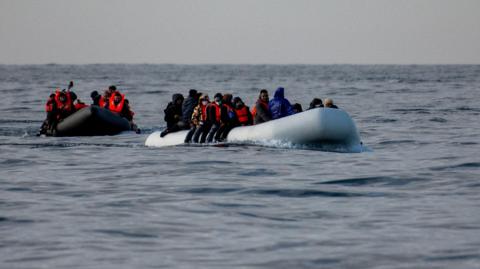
[268,87,294,120]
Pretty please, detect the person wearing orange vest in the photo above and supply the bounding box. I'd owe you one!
[108,91,140,133]
[39,90,76,135]
[206,93,229,143]
[252,89,271,124]
[185,94,210,143]
[233,97,253,126]
[99,85,118,108]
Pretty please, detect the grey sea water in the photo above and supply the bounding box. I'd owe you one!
[0,64,479,268]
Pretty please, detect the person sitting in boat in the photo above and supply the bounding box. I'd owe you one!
[182,89,199,128]
[324,98,338,109]
[308,98,323,110]
[108,91,140,133]
[39,89,76,135]
[233,97,253,126]
[215,93,237,141]
[185,94,210,143]
[90,91,101,106]
[99,85,118,108]
[292,103,303,113]
[206,93,229,142]
[269,87,294,120]
[160,93,185,137]
[252,89,271,124]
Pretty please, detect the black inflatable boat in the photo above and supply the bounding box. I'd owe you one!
[42,106,132,136]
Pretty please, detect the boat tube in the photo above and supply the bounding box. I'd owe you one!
[44,106,132,136]
[145,108,362,152]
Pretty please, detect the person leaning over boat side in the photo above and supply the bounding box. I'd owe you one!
[324,98,338,109]
[308,98,323,110]
[186,94,211,143]
[252,89,271,124]
[182,89,199,127]
[233,97,253,126]
[269,87,294,120]
[206,93,229,142]
[160,93,185,137]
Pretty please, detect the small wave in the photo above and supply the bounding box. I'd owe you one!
[430,162,480,171]
[238,188,382,198]
[430,117,447,123]
[91,229,159,238]
[318,176,425,187]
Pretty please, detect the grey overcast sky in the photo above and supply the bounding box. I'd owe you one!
[1,0,479,64]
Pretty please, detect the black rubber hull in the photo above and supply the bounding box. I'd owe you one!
[53,106,131,136]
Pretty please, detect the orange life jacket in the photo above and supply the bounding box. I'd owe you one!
[235,106,250,124]
[251,100,268,118]
[53,90,73,112]
[74,102,88,110]
[45,98,54,112]
[201,105,208,121]
[108,93,125,114]
[98,96,106,108]
[209,102,222,122]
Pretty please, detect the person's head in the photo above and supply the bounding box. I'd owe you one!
[309,98,323,108]
[90,91,100,100]
[274,87,285,99]
[214,93,223,105]
[113,93,122,104]
[233,97,245,109]
[188,89,197,98]
[172,93,184,105]
[199,94,210,106]
[58,92,67,103]
[222,94,233,104]
[109,85,117,92]
[259,89,269,102]
[324,98,334,108]
[292,103,303,113]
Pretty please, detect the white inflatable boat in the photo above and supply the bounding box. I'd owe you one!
[145,108,362,152]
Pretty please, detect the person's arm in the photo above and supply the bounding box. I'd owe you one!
[247,107,253,125]
[285,100,294,116]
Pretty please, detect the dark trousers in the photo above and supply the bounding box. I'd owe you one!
[184,126,196,143]
[206,123,221,143]
[192,123,211,143]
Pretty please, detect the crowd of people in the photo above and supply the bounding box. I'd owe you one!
[161,87,338,143]
[39,82,139,135]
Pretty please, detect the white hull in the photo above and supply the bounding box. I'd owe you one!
[145,108,362,151]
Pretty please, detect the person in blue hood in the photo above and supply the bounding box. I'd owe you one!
[268,87,294,120]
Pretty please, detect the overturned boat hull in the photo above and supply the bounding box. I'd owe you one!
[47,106,132,136]
[145,108,362,151]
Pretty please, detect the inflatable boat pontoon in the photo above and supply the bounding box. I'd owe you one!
[42,106,132,136]
[145,108,362,151]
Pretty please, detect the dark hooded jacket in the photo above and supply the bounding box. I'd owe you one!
[164,94,184,128]
[182,91,198,125]
[268,87,294,120]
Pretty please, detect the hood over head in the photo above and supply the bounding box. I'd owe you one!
[274,87,284,99]
[172,93,184,103]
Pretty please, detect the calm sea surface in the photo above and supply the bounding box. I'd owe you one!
[0,64,479,268]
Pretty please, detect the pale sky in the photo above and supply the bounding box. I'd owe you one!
[1,0,479,64]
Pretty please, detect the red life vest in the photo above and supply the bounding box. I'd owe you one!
[74,101,88,110]
[209,103,222,122]
[235,106,250,125]
[251,100,268,118]
[201,105,208,121]
[108,93,125,114]
[99,96,106,108]
[45,98,54,112]
[53,90,73,112]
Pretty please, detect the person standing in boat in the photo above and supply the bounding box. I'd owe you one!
[186,94,210,143]
[206,93,229,142]
[233,97,253,126]
[252,89,271,124]
[160,93,185,137]
[269,87,294,120]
